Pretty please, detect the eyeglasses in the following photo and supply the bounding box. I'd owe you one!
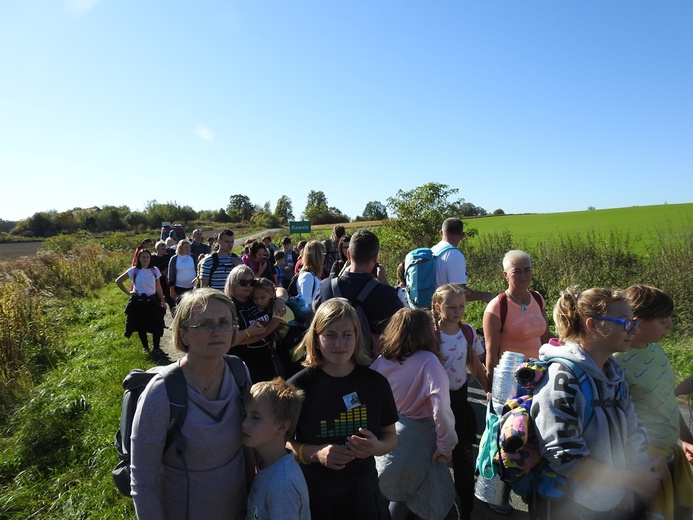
[188,322,237,334]
[591,316,640,332]
[237,278,256,287]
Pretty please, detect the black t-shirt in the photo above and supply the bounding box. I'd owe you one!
[314,271,403,334]
[288,365,398,477]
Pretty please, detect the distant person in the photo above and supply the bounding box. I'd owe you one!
[151,240,175,310]
[199,229,242,291]
[394,261,410,308]
[165,230,178,249]
[130,289,249,520]
[297,240,325,308]
[432,218,493,302]
[314,229,402,355]
[243,378,310,520]
[321,225,345,278]
[294,240,307,275]
[115,249,167,357]
[614,284,693,519]
[167,239,197,313]
[189,229,211,259]
[483,250,551,385]
[132,238,153,267]
[273,250,286,287]
[243,241,272,281]
[262,235,278,267]
[328,234,351,278]
[281,236,298,285]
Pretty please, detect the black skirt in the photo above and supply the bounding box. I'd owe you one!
[124,294,165,338]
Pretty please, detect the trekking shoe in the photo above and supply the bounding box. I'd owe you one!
[151,348,166,358]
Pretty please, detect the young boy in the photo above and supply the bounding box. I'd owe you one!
[273,250,286,288]
[243,378,311,520]
[614,284,693,520]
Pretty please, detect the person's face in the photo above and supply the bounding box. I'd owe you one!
[178,242,190,255]
[156,244,167,256]
[503,258,532,290]
[283,241,292,251]
[138,251,151,267]
[263,238,271,248]
[218,234,235,253]
[181,299,237,358]
[234,274,255,301]
[317,317,357,370]
[590,301,638,354]
[242,398,286,449]
[254,246,267,262]
[252,288,272,310]
[192,232,203,244]
[631,316,672,348]
[435,293,466,323]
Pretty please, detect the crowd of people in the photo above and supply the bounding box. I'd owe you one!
[117,220,693,520]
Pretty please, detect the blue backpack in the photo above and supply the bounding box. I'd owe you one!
[404,244,453,308]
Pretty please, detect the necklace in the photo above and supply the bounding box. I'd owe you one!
[185,360,223,392]
[506,291,530,311]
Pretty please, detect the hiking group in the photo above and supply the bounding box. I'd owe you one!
[113,218,693,520]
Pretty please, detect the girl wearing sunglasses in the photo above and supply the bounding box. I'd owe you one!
[528,286,661,520]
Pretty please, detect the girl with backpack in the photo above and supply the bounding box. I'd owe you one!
[115,249,167,356]
[431,284,491,520]
[371,307,458,520]
[529,287,661,520]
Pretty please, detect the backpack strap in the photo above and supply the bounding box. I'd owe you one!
[549,357,596,425]
[459,322,475,366]
[223,355,248,398]
[330,277,342,298]
[208,252,220,281]
[355,277,379,305]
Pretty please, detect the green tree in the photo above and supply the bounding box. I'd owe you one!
[227,194,255,222]
[213,208,232,223]
[274,195,294,224]
[303,190,330,224]
[385,183,464,248]
[358,201,388,221]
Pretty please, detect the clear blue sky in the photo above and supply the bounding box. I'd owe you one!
[2,1,691,223]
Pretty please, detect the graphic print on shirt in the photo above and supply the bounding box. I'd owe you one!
[317,392,368,439]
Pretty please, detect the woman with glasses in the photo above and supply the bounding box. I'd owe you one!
[225,265,288,382]
[130,289,250,520]
[528,287,660,520]
[483,250,551,386]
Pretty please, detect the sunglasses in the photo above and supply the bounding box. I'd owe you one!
[592,316,639,332]
[237,278,256,287]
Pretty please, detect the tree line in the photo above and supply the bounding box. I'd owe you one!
[4,185,496,238]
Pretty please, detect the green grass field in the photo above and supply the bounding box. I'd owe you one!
[465,203,693,252]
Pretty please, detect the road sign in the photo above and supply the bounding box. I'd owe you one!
[289,221,311,234]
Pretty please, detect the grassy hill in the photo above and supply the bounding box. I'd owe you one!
[464,203,693,253]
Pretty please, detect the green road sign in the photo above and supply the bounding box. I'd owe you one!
[289,221,311,234]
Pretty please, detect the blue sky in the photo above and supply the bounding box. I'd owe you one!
[2,1,691,223]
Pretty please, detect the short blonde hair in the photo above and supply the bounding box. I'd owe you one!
[224,265,253,298]
[171,288,238,353]
[300,299,370,368]
[246,378,305,439]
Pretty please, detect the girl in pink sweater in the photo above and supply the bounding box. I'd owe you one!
[371,308,458,520]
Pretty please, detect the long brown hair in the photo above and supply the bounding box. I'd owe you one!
[379,308,439,362]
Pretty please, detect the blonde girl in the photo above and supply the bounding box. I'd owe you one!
[371,308,458,520]
[297,240,325,307]
[432,283,490,520]
[288,299,397,520]
[529,287,660,519]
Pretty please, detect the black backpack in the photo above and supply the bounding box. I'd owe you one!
[329,277,379,357]
[112,355,247,499]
